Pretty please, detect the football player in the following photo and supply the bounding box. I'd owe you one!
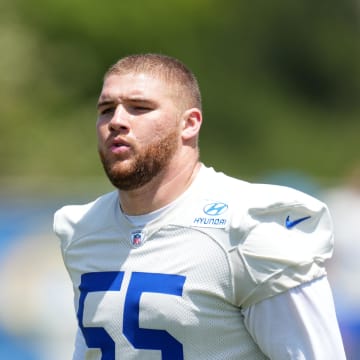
[54,53,345,359]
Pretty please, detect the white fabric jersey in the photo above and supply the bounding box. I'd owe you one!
[54,165,335,359]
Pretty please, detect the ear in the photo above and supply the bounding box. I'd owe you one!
[181,108,202,141]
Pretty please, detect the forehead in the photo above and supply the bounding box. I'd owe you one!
[99,72,173,100]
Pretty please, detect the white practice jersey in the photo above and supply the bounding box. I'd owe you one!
[54,165,334,359]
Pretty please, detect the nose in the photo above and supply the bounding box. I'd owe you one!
[108,104,130,132]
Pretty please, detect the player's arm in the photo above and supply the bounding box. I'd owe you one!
[241,276,346,359]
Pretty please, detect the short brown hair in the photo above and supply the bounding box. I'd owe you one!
[105,53,202,111]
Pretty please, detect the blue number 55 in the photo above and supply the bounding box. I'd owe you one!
[77,271,186,360]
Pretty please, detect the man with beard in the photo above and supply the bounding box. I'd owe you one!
[54,53,345,359]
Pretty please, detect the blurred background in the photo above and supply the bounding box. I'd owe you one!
[0,0,359,358]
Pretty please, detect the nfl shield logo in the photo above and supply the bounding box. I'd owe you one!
[130,230,144,248]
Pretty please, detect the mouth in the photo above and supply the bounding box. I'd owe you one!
[109,138,131,154]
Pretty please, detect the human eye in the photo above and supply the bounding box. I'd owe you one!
[98,106,115,116]
[127,100,154,114]
[134,105,151,111]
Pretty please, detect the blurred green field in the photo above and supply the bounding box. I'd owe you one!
[1,0,359,190]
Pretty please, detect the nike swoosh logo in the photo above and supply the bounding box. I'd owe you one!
[285,215,311,229]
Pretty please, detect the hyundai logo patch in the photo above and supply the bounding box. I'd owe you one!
[191,201,229,228]
[203,202,228,216]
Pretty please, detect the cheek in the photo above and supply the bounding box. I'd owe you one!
[133,123,162,144]
[151,117,177,139]
[96,121,108,142]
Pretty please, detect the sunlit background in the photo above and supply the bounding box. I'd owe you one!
[1,0,359,358]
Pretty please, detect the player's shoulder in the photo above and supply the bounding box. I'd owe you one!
[239,181,332,241]
[225,174,333,256]
[227,183,333,308]
[53,190,118,248]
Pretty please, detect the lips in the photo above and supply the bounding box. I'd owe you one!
[109,137,131,155]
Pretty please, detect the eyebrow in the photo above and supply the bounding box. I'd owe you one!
[97,96,155,109]
[97,99,114,109]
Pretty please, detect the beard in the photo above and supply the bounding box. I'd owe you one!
[99,129,179,191]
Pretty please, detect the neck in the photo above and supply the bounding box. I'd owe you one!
[118,156,201,215]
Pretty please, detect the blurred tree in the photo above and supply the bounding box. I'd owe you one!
[1,0,359,188]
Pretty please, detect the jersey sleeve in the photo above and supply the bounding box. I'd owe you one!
[229,184,334,308]
[242,276,346,359]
